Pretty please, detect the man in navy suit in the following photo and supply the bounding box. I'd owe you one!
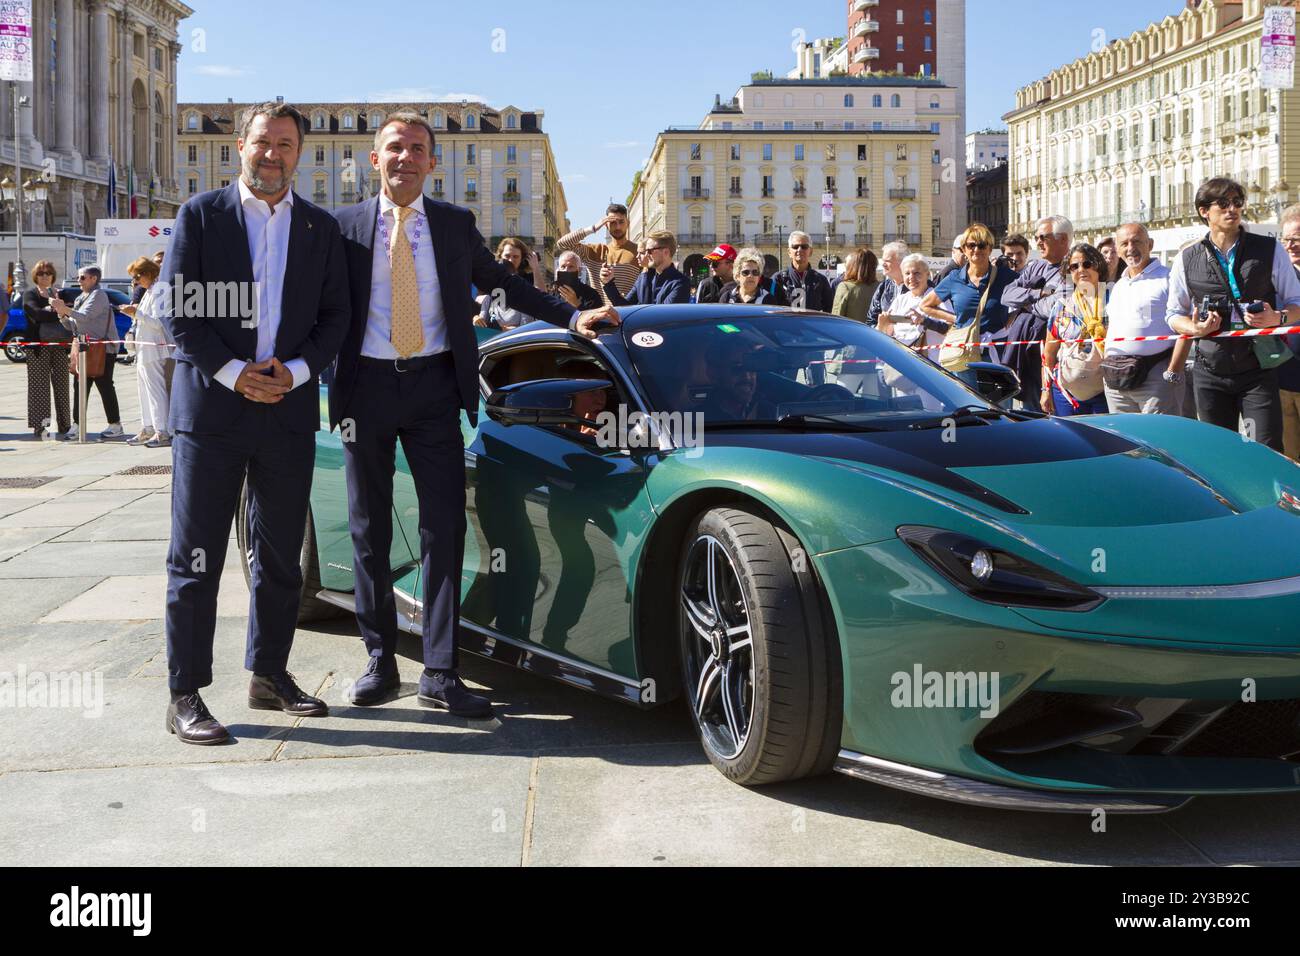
[160,102,350,744]
[600,229,690,305]
[332,112,618,717]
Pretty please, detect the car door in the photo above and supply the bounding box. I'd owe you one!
[460,339,659,681]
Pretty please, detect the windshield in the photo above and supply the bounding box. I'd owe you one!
[626,315,992,429]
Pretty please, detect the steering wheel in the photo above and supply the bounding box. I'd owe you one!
[803,383,856,403]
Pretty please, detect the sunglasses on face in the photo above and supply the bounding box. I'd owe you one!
[645,246,668,253]
[1211,198,1245,211]
[1067,262,1094,272]
[790,244,811,251]
[964,242,989,251]
[738,269,761,277]
[1034,234,1057,243]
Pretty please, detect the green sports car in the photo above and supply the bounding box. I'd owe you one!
[247,305,1300,812]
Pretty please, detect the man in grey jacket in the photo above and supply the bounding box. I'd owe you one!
[50,265,122,439]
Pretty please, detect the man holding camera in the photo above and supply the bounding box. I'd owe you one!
[1166,178,1300,451]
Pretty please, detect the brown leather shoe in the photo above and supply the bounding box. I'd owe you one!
[166,692,231,745]
[248,671,329,717]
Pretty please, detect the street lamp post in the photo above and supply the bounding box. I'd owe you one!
[7,81,29,297]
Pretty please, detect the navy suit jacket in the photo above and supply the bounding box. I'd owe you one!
[331,195,577,429]
[160,183,351,434]
[604,265,690,307]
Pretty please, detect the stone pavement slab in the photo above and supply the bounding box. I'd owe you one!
[39,571,250,622]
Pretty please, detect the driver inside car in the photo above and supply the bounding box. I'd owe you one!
[696,338,777,422]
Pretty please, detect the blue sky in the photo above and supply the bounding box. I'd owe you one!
[176,0,1184,224]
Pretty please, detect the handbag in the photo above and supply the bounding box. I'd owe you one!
[70,338,107,379]
[1101,347,1172,392]
[938,271,994,373]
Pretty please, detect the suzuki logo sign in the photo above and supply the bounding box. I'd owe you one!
[148,226,160,237]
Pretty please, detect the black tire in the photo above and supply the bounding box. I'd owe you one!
[677,506,842,786]
[3,332,29,363]
[235,481,344,624]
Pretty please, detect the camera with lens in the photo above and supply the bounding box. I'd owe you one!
[1199,294,1241,328]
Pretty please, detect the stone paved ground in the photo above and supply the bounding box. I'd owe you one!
[1,357,1298,865]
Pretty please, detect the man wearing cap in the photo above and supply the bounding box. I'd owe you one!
[696,243,736,303]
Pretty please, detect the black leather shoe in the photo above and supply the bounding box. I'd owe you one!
[418,670,493,718]
[248,671,329,716]
[350,655,401,706]
[166,691,231,745]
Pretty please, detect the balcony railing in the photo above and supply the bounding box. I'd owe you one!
[502,191,522,203]
[852,46,881,63]
[679,233,717,246]
[431,190,445,199]
[728,188,743,198]
[853,0,879,10]
[793,185,807,197]
[341,191,355,204]
[754,232,785,243]
[464,190,478,201]
[856,188,870,198]
[884,232,922,244]
[853,18,879,36]
[888,188,917,200]
[853,233,875,246]
[726,232,746,243]
[761,188,775,198]
[682,188,711,200]
[823,187,838,197]
[810,233,846,245]
[313,191,327,204]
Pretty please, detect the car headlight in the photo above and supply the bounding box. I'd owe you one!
[897,526,1103,612]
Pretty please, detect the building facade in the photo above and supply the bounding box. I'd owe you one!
[966,162,1008,239]
[2,0,191,235]
[628,77,959,268]
[176,100,570,265]
[846,0,942,77]
[966,130,1009,171]
[789,37,850,80]
[1005,0,1293,256]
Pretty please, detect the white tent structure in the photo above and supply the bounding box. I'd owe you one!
[94,219,175,278]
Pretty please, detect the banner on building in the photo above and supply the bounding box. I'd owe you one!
[821,191,834,225]
[0,0,32,83]
[1261,5,1296,90]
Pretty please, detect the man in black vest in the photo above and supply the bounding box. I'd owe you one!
[1166,177,1300,452]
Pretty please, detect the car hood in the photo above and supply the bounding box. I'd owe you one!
[702,416,1300,586]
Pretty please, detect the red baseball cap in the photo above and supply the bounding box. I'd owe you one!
[705,243,737,262]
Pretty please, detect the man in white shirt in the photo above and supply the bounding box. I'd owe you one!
[159,102,351,744]
[1102,223,1183,415]
[331,112,617,717]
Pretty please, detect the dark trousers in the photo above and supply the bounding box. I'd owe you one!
[1193,364,1283,452]
[71,353,120,427]
[343,354,466,671]
[27,344,70,431]
[164,409,315,691]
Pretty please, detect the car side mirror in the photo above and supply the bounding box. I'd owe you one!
[486,378,606,428]
[964,361,1020,405]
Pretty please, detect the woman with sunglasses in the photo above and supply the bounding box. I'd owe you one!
[916,223,1017,384]
[22,260,72,440]
[719,248,788,305]
[1041,243,1111,416]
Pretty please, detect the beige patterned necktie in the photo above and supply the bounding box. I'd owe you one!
[389,205,424,358]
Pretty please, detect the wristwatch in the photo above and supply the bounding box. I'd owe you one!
[1162,370,1184,385]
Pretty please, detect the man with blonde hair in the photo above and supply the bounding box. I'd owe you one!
[600,229,690,305]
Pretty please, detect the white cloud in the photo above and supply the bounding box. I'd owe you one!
[357,88,488,103]
[602,140,641,149]
[192,64,252,77]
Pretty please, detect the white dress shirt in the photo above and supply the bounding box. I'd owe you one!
[361,192,447,358]
[213,179,310,391]
[1107,259,1173,357]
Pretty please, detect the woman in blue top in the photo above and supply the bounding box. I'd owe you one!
[916,223,1017,384]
